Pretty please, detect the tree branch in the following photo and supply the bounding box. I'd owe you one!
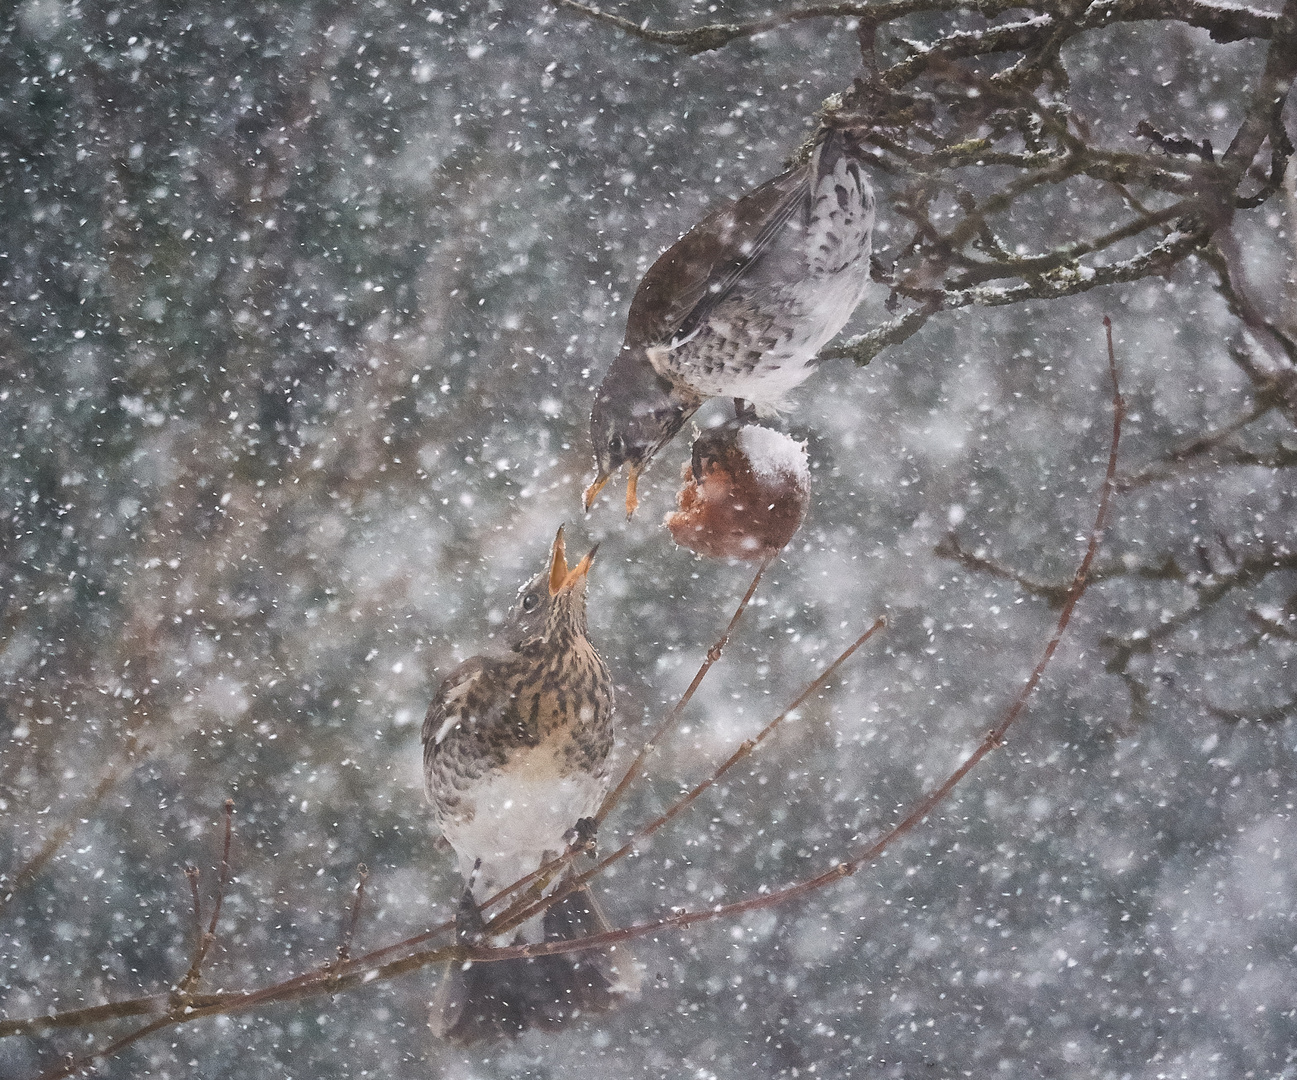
[552,0,1279,57]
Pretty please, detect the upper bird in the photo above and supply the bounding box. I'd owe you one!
[422,526,637,1042]
[586,125,876,516]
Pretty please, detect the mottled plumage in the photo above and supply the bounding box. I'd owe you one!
[422,527,636,1042]
[587,126,876,515]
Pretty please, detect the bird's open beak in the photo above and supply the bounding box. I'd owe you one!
[582,466,640,519]
[548,526,598,596]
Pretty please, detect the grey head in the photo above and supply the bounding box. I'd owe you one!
[585,353,701,517]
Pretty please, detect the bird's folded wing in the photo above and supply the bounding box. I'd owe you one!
[624,161,811,350]
[422,655,490,750]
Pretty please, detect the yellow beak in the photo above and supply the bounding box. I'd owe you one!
[548,525,598,596]
[582,467,640,519]
[623,467,639,519]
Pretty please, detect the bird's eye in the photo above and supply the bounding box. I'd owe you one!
[608,434,625,458]
[521,592,540,612]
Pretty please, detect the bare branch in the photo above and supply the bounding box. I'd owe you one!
[552,0,1280,57]
[1102,543,1297,686]
[552,0,1040,55]
[934,533,1074,605]
[1221,0,1297,178]
[173,800,235,1000]
[1203,238,1297,396]
[336,865,369,969]
[0,734,146,916]
[1116,399,1278,490]
[37,1015,179,1080]
[829,227,1207,366]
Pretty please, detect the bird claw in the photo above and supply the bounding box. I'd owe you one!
[565,816,599,857]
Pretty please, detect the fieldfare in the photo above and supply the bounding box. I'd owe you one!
[422,526,636,1042]
[586,125,876,515]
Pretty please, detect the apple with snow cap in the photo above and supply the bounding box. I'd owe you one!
[665,422,811,562]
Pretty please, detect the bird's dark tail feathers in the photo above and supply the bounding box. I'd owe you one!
[429,881,640,1044]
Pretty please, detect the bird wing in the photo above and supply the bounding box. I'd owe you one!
[624,159,811,350]
[422,656,491,751]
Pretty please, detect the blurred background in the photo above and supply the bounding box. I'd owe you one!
[2,0,1295,1076]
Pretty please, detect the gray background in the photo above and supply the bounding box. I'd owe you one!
[2,1,1295,1076]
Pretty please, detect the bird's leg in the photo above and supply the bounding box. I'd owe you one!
[691,435,710,482]
[454,883,486,946]
[733,397,757,420]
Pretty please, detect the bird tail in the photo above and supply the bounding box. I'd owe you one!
[429,882,640,1044]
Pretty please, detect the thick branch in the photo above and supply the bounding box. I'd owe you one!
[553,0,1278,57]
[552,0,1041,55]
[1222,0,1297,177]
[827,225,1206,365]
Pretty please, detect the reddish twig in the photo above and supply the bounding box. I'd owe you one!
[184,865,203,957]
[174,800,235,998]
[596,556,770,824]
[209,800,235,937]
[336,864,369,967]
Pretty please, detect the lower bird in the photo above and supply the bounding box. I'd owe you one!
[422,526,637,1042]
[586,125,876,516]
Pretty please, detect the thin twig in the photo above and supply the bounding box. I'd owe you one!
[207,799,235,941]
[185,866,203,959]
[174,800,235,997]
[1116,397,1277,489]
[1205,236,1297,380]
[37,1015,178,1080]
[597,557,770,824]
[934,533,1073,605]
[336,864,369,967]
[0,736,145,916]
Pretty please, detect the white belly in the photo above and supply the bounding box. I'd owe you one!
[437,753,606,937]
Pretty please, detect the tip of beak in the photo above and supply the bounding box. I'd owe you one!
[583,473,609,513]
[563,544,598,590]
[548,526,569,596]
